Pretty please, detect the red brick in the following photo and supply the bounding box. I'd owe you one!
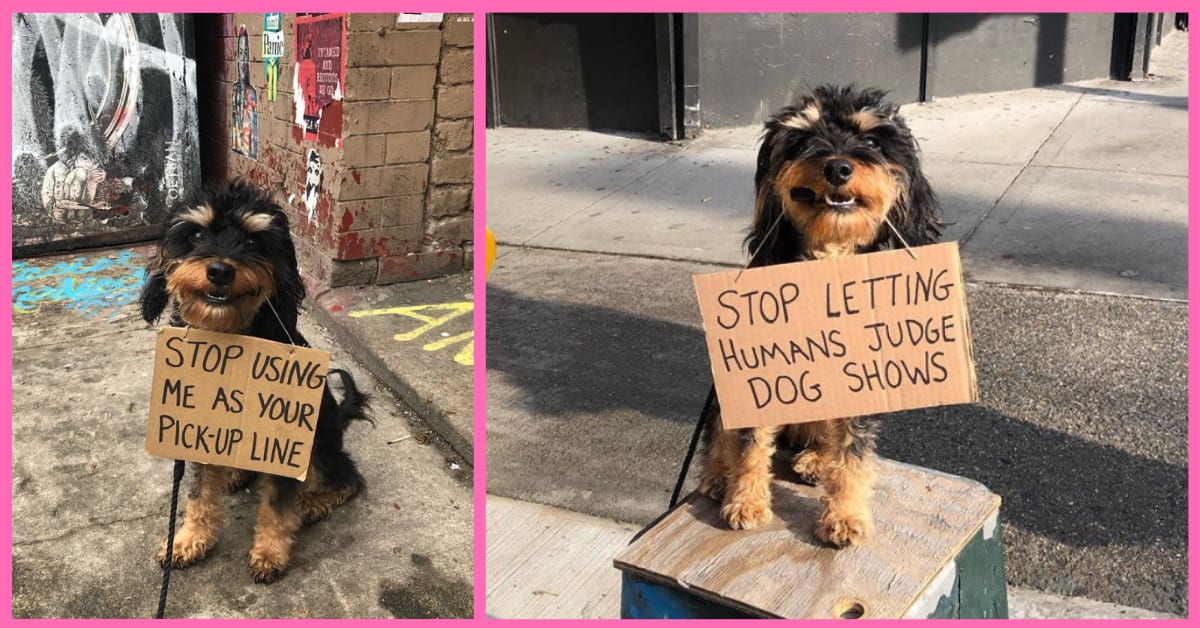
[347,30,441,67]
[390,66,437,100]
[377,247,464,284]
[337,194,423,232]
[329,258,379,287]
[386,131,431,163]
[338,164,429,200]
[336,225,424,260]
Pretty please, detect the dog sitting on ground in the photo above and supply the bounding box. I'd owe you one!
[140,179,371,582]
[697,85,942,546]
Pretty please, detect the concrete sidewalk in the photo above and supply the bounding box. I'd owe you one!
[485,33,1188,617]
[489,31,1187,301]
[308,271,475,459]
[11,245,473,618]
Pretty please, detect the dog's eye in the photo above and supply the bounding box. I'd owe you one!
[191,229,205,242]
[862,136,880,149]
[245,237,257,248]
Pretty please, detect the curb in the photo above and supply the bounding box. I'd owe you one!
[305,295,474,462]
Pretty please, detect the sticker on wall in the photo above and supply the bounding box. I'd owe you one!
[232,25,259,159]
[263,13,284,102]
[294,13,345,147]
[304,149,322,222]
[397,13,444,23]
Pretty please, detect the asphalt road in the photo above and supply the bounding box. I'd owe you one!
[485,247,1187,615]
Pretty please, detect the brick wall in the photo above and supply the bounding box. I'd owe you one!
[195,13,473,289]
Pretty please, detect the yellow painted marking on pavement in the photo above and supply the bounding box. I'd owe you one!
[349,302,474,366]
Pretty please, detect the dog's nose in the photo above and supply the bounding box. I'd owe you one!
[823,159,854,186]
[206,261,236,286]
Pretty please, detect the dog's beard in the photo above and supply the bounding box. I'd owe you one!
[772,161,904,258]
[165,259,274,333]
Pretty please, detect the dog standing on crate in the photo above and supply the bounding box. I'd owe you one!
[698,85,942,547]
[140,179,371,582]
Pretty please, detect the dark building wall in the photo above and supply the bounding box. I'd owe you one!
[926,14,1115,99]
[486,13,1132,135]
[697,13,925,128]
[488,13,660,132]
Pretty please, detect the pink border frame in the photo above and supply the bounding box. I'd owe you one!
[3,2,1196,624]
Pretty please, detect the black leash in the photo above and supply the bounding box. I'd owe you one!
[669,384,716,509]
[156,460,186,619]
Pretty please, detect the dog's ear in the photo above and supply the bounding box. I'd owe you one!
[746,120,802,267]
[894,167,943,246]
[267,212,306,335]
[888,117,944,247]
[140,233,172,324]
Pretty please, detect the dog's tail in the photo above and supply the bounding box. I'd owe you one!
[328,368,374,426]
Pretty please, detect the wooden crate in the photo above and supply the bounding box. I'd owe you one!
[614,459,1007,619]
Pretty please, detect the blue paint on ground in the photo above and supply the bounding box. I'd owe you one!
[12,248,146,320]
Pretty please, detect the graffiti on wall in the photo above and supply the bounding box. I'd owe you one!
[294,13,345,147]
[11,13,200,251]
[12,248,145,320]
[232,25,259,159]
[349,302,475,366]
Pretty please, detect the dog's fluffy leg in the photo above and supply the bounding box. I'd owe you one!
[248,476,303,584]
[697,415,734,500]
[295,462,364,526]
[719,425,780,530]
[812,418,878,547]
[156,464,233,567]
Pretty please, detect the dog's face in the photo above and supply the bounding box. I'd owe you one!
[141,180,304,334]
[751,85,939,262]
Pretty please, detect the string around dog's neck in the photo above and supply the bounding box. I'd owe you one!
[735,205,918,284]
[264,298,298,351]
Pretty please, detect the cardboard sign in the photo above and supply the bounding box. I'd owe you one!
[693,242,977,429]
[145,327,330,479]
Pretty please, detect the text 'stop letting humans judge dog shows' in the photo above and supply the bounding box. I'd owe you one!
[145,327,330,480]
[693,243,978,429]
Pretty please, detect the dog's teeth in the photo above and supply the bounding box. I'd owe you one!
[823,195,856,207]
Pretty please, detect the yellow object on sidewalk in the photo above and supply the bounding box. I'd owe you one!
[485,227,496,277]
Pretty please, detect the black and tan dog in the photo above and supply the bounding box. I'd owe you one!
[140,179,370,582]
[698,85,942,546]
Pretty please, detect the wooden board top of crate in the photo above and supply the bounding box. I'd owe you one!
[614,459,1001,619]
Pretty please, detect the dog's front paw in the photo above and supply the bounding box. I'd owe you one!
[155,533,213,569]
[791,450,820,485]
[697,473,726,501]
[248,549,288,584]
[720,495,774,530]
[816,507,873,548]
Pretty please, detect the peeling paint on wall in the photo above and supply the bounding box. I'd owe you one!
[11,13,200,253]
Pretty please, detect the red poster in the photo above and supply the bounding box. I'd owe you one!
[294,14,345,145]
